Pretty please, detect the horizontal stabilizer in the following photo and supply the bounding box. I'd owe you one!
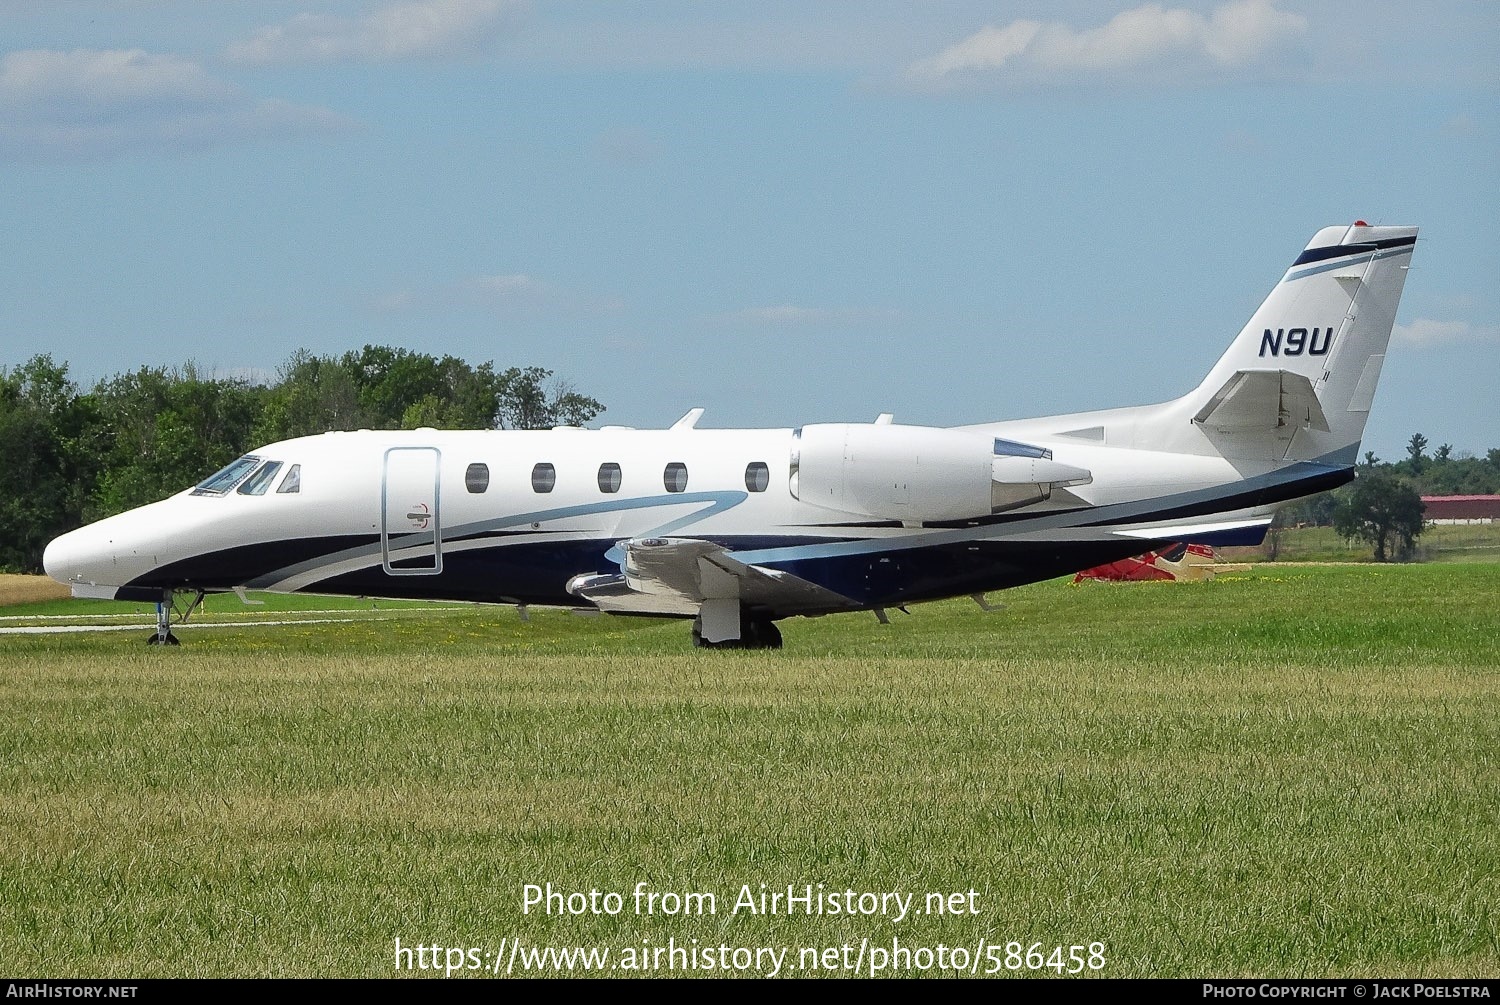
[1192,369,1329,433]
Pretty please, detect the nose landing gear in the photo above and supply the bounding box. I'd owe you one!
[147,588,205,646]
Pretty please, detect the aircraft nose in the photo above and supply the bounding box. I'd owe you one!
[43,504,181,596]
[42,531,75,588]
[43,520,135,590]
[43,527,92,586]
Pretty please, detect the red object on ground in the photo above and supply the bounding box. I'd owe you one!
[1074,543,1217,583]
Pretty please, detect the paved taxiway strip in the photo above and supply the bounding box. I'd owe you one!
[0,618,375,635]
[0,607,466,622]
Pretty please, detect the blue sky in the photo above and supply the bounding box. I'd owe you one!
[2,1,1496,460]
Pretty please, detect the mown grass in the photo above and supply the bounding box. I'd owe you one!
[0,565,1495,978]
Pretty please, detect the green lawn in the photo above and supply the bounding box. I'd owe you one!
[1,564,1495,978]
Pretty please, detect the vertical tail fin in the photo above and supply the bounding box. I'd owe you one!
[1185,223,1416,464]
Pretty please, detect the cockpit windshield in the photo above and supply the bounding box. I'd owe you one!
[192,456,261,496]
[237,460,283,496]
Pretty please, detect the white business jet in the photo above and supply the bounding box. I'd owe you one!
[44,222,1416,648]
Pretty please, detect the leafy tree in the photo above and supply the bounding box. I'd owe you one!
[1362,450,1380,467]
[1434,443,1452,463]
[88,364,267,518]
[1276,492,1340,528]
[495,367,603,429]
[1333,470,1425,562]
[252,349,366,441]
[347,345,448,428]
[0,357,98,572]
[254,347,605,438]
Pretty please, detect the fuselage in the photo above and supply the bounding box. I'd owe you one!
[41,417,1339,617]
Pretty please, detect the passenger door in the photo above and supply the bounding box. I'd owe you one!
[381,447,442,575]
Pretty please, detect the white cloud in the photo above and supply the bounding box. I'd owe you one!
[227,0,526,65]
[724,305,901,326]
[0,48,348,159]
[464,273,542,297]
[1392,319,1500,350]
[906,0,1306,87]
[377,272,623,316]
[0,48,235,111]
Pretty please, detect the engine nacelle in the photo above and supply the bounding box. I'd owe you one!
[789,424,1091,522]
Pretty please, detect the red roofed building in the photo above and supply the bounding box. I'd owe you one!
[1421,495,1500,525]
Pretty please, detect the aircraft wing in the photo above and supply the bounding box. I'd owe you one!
[567,537,859,617]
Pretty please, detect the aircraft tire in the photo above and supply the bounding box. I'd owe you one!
[747,619,783,649]
[690,613,783,650]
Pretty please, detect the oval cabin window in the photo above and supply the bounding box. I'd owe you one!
[663,462,688,493]
[465,463,490,493]
[745,461,770,493]
[531,463,556,493]
[597,462,622,494]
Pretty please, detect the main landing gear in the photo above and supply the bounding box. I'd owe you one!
[691,609,784,650]
[147,588,204,645]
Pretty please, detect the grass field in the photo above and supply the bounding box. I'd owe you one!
[0,574,68,607]
[1222,522,1500,564]
[1,565,1496,978]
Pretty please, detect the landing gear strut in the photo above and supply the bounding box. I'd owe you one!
[691,609,783,650]
[146,588,204,646]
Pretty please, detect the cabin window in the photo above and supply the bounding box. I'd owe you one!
[276,464,301,494]
[193,455,260,496]
[663,462,688,493]
[237,460,283,496]
[597,462,622,494]
[531,463,556,493]
[465,463,490,494]
[745,461,770,493]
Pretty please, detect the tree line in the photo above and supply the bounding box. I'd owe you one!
[0,348,603,573]
[1277,434,1500,562]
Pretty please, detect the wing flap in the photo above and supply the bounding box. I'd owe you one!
[568,537,857,617]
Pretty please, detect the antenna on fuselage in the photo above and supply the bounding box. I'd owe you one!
[670,407,705,430]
